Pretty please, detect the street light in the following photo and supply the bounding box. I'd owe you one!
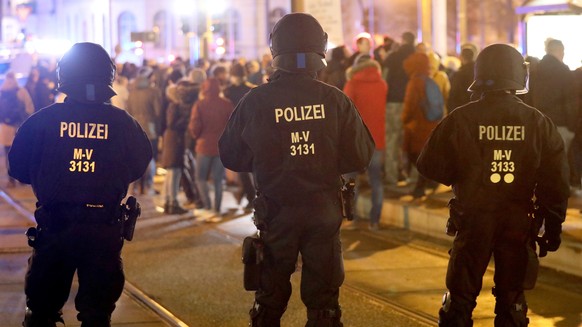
[172,0,199,64]
[173,0,226,63]
[199,0,227,60]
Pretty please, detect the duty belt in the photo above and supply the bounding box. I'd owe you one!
[268,190,339,207]
[39,202,122,225]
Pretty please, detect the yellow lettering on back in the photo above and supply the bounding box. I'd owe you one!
[85,149,94,160]
[60,122,68,138]
[73,148,84,160]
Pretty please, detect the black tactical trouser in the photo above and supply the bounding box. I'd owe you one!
[25,206,125,327]
[254,195,345,326]
[440,207,531,327]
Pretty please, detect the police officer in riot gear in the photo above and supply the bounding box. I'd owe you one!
[219,13,374,327]
[417,44,570,326]
[9,42,152,327]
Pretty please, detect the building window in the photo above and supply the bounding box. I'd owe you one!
[223,9,240,42]
[211,8,240,57]
[268,8,286,40]
[153,10,169,49]
[118,11,137,51]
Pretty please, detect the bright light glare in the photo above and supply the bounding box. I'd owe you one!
[526,15,582,70]
[134,41,143,48]
[174,0,196,13]
[0,48,10,58]
[26,39,73,56]
[215,37,225,46]
[167,54,176,62]
[204,0,226,15]
[215,46,226,55]
[134,48,144,56]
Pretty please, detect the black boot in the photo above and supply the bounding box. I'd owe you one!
[249,302,285,327]
[166,202,188,215]
[23,308,64,327]
[306,307,343,327]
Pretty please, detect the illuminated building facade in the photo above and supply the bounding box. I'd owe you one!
[3,0,293,64]
[6,0,571,68]
[3,0,418,65]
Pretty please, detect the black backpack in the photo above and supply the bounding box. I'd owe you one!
[0,88,28,126]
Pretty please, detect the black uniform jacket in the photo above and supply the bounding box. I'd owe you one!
[219,70,374,204]
[8,98,152,206]
[417,92,569,218]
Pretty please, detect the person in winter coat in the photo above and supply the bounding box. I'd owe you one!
[24,66,53,112]
[529,39,578,187]
[189,78,234,220]
[0,72,34,187]
[224,63,256,106]
[448,45,477,111]
[401,52,440,199]
[111,63,129,110]
[161,80,200,214]
[224,63,257,211]
[346,33,373,67]
[428,52,451,114]
[179,68,207,208]
[343,54,388,230]
[382,31,416,185]
[319,45,350,90]
[160,69,185,133]
[126,66,163,195]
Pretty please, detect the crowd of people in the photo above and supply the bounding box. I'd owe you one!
[112,56,273,219]
[1,11,578,325]
[1,33,581,223]
[0,62,55,188]
[319,32,582,230]
[0,53,276,220]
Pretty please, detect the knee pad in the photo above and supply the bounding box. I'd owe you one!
[493,288,529,327]
[493,304,529,327]
[306,307,343,327]
[249,302,285,327]
[23,308,64,327]
[438,292,474,327]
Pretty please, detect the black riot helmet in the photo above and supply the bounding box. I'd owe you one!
[57,42,117,103]
[468,43,528,94]
[270,13,328,72]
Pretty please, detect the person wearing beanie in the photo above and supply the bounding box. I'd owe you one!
[126,64,163,195]
[223,63,257,211]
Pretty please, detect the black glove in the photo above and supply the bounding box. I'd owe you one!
[543,234,561,251]
[533,202,564,258]
[536,234,561,258]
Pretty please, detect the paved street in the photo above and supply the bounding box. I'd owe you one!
[0,177,429,326]
[2,167,582,326]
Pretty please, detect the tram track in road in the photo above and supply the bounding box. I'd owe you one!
[0,189,35,255]
[342,283,437,326]
[0,188,189,327]
[214,224,438,326]
[1,183,439,326]
[352,226,582,326]
[213,209,582,327]
[122,281,189,327]
[6,182,582,326]
[359,224,582,299]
